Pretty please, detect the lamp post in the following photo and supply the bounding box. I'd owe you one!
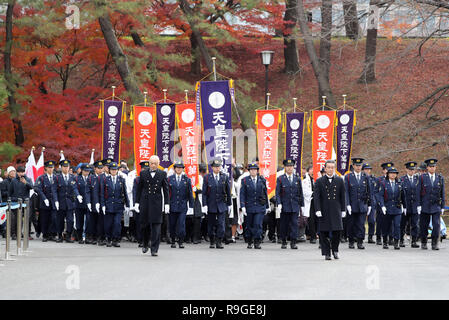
[260,50,274,108]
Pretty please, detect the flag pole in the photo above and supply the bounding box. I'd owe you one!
[342,94,347,110]
[163,89,167,103]
[111,86,116,101]
[212,57,217,81]
[293,97,297,113]
[185,90,189,104]
[144,91,148,107]
[266,93,270,110]
[322,96,326,111]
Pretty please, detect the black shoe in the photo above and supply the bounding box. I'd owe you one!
[411,241,419,248]
[389,238,394,246]
[376,236,382,245]
[247,241,253,249]
[399,239,405,247]
[383,243,389,249]
[142,247,148,253]
[178,242,185,249]
[193,240,200,244]
[325,255,331,260]
[98,239,106,246]
[138,243,143,248]
[254,241,261,249]
[368,236,375,244]
[270,238,276,243]
[42,237,48,242]
[394,239,400,250]
[171,243,176,248]
[332,252,339,259]
[11,235,17,241]
[432,238,439,250]
[78,239,84,244]
[216,239,224,249]
[348,242,355,249]
[106,241,112,247]
[90,239,97,245]
[151,252,158,256]
[290,241,298,249]
[421,242,428,250]
[281,241,287,249]
[357,240,365,250]
[56,236,63,243]
[277,239,282,244]
[340,237,347,243]
[209,240,215,249]
[310,238,317,244]
[112,241,120,247]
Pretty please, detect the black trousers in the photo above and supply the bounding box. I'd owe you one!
[186,216,202,241]
[307,211,318,240]
[265,208,280,240]
[142,223,161,253]
[320,230,341,256]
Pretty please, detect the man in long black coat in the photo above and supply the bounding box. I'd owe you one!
[314,160,346,260]
[135,155,169,256]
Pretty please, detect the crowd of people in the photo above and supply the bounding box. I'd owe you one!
[0,154,446,259]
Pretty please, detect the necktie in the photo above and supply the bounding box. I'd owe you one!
[215,175,219,184]
[65,175,68,184]
[253,177,256,187]
[357,174,360,183]
[391,181,395,192]
[113,177,116,189]
[289,175,293,185]
[431,175,434,186]
[177,176,181,185]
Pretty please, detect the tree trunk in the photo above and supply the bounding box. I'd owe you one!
[343,0,359,40]
[4,0,24,146]
[359,0,378,84]
[96,2,143,104]
[130,30,144,47]
[296,0,336,108]
[283,0,300,74]
[178,0,213,73]
[318,0,335,107]
[190,32,202,76]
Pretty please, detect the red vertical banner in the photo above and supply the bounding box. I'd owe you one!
[311,110,336,181]
[256,109,281,199]
[133,106,156,176]
[176,103,200,188]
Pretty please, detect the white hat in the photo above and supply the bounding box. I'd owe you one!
[7,166,16,175]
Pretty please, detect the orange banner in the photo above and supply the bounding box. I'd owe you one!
[256,109,281,199]
[311,110,336,181]
[133,106,156,176]
[176,103,200,188]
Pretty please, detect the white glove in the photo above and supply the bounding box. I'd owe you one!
[266,208,270,214]
[164,204,170,213]
[95,203,100,213]
[44,199,50,207]
[228,206,233,218]
[125,206,130,212]
[55,201,59,211]
[367,206,371,216]
[402,206,406,215]
[276,205,282,219]
[315,211,322,217]
[270,202,275,211]
[77,195,83,203]
[301,207,305,215]
[347,205,352,215]
[442,209,445,215]
[187,208,194,216]
[87,203,92,212]
[382,206,387,215]
[192,186,197,192]
[241,207,247,216]
[102,206,106,215]
[129,210,133,217]
[417,206,421,215]
[134,203,140,213]
[342,211,346,218]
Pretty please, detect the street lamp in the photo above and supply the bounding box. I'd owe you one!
[260,50,274,108]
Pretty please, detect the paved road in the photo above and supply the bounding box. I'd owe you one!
[0,238,447,300]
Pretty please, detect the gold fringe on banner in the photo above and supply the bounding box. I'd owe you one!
[98,100,103,119]
[130,107,133,121]
[354,110,356,126]
[307,113,312,133]
[282,112,286,133]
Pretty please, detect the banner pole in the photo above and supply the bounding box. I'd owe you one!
[144,91,148,107]
[322,96,326,111]
[111,86,116,101]
[184,90,189,104]
[212,57,217,81]
[293,97,297,113]
[163,89,167,103]
[266,93,270,110]
[342,94,347,110]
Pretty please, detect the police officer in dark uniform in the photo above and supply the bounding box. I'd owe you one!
[86,160,103,245]
[167,161,194,248]
[54,159,80,243]
[135,155,169,256]
[74,164,91,244]
[378,167,405,250]
[313,160,346,260]
[100,162,129,247]
[202,159,232,249]
[34,160,58,242]
[344,158,372,250]
[418,158,445,250]
[275,159,305,250]
[374,162,394,245]
[239,163,270,249]
[399,161,421,248]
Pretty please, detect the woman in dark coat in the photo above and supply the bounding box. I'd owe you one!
[313,160,346,260]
